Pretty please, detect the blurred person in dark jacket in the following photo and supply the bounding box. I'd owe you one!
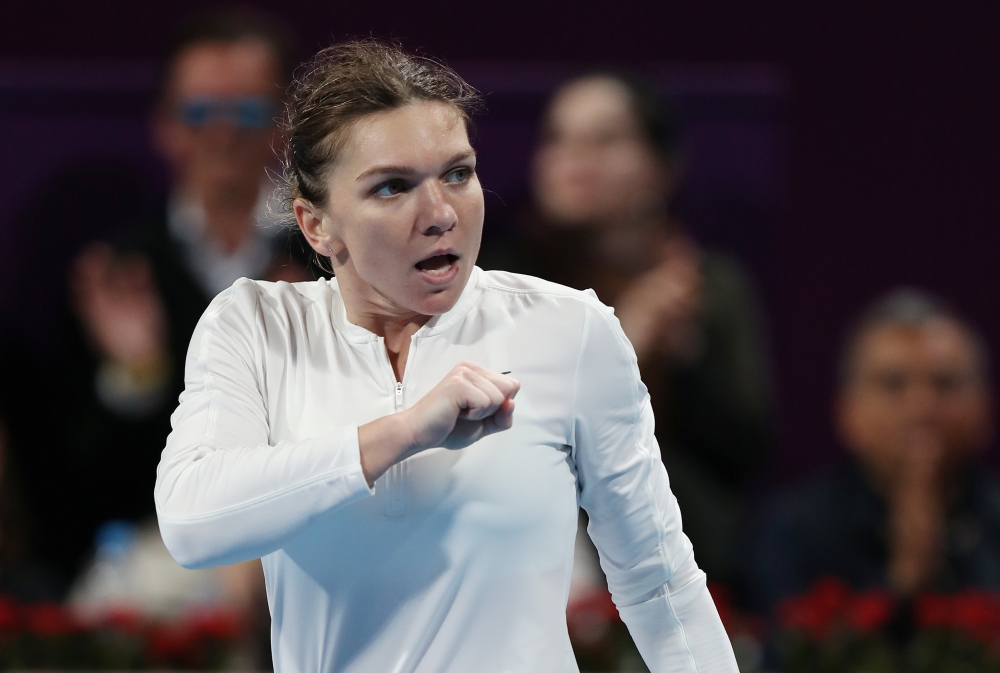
[14,8,311,584]
[480,73,773,585]
[749,289,1000,614]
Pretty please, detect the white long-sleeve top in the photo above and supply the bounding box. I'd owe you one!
[155,267,738,673]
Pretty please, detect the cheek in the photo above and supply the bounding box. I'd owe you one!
[236,131,274,155]
[940,395,988,440]
[459,183,486,232]
[337,205,417,282]
[607,149,658,193]
[535,155,581,209]
[349,222,405,275]
[540,148,593,185]
[851,393,905,446]
[167,127,198,160]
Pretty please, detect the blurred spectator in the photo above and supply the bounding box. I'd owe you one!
[480,72,773,584]
[749,289,1000,614]
[0,10,307,666]
[11,8,310,585]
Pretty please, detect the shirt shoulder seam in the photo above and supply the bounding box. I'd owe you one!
[478,279,598,302]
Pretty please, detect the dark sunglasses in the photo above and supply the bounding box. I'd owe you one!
[176,96,279,130]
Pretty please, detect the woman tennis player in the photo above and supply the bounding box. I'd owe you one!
[155,40,738,672]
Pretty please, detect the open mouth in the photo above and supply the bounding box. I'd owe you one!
[415,253,459,277]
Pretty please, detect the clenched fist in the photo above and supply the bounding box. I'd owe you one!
[358,362,519,486]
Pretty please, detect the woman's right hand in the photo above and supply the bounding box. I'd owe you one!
[357,362,519,486]
[404,361,520,451]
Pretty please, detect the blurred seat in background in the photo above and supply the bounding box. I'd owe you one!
[479,72,774,588]
[748,289,1000,614]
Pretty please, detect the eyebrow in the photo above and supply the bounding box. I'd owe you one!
[355,150,476,182]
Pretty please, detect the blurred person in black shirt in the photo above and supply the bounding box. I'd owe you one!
[749,289,1000,614]
[13,8,312,584]
[480,73,773,585]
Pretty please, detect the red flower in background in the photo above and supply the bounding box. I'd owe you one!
[0,594,248,667]
[776,578,895,639]
[146,620,200,664]
[23,602,80,636]
[0,596,19,632]
[844,590,894,634]
[914,594,951,629]
[915,591,1000,644]
[951,591,1000,644]
[145,608,243,666]
[777,577,851,639]
[183,607,243,640]
[99,606,145,634]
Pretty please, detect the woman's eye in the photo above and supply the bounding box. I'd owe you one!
[445,167,472,184]
[374,179,408,197]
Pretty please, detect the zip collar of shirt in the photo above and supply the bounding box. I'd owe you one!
[325,266,485,344]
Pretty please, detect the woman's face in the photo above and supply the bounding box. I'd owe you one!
[532,77,670,228]
[304,101,484,320]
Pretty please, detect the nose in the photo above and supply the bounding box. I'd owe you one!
[903,379,939,425]
[200,119,242,146]
[415,180,457,236]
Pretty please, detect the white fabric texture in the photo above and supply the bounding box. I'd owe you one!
[155,267,738,673]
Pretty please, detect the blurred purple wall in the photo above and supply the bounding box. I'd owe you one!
[2,0,999,483]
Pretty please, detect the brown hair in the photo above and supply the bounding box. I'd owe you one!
[276,39,482,223]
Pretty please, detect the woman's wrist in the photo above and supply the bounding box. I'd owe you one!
[358,412,419,487]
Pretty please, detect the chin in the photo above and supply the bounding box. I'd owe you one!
[415,288,463,316]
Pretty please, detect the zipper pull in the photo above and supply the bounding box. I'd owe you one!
[394,381,404,412]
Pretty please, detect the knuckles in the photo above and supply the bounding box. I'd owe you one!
[443,361,519,400]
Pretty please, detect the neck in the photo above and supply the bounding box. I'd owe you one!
[364,313,428,383]
[337,269,432,382]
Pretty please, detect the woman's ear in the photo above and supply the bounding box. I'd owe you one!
[293,198,339,258]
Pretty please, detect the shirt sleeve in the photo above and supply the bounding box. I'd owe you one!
[154,279,373,569]
[573,295,738,673]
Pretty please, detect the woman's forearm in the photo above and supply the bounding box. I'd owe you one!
[156,419,373,569]
[358,412,417,487]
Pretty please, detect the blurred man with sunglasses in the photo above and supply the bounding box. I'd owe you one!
[33,9,313,583]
